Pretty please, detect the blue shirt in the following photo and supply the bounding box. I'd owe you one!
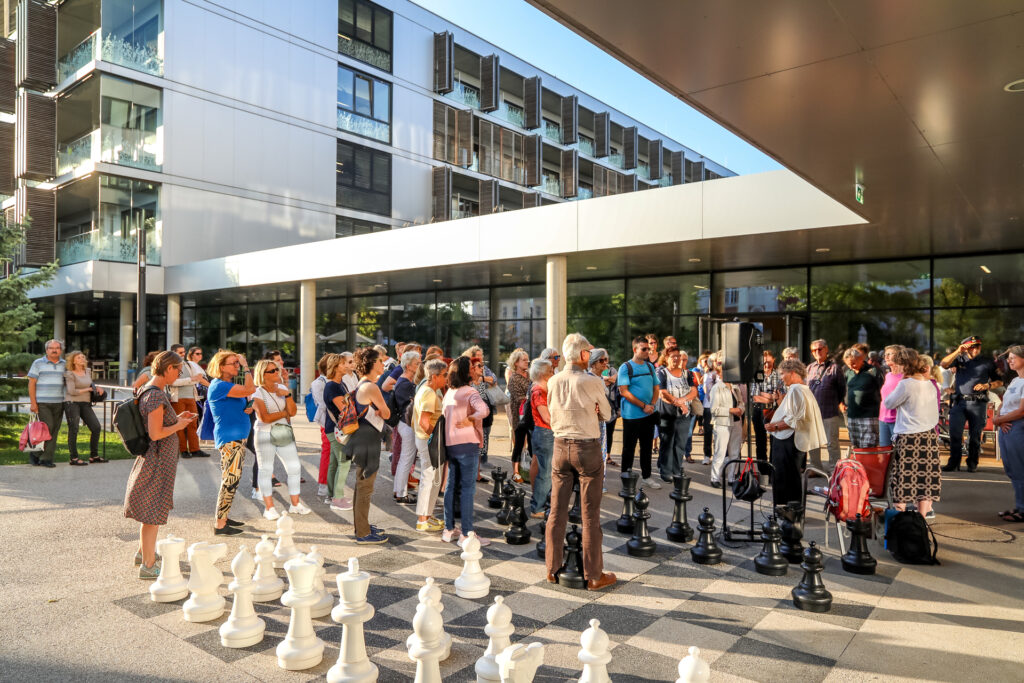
[208,378,251,447]
[323,380,347,433]
[617,360,660,420]
[951,354,1000,398]
[28,357,66,403]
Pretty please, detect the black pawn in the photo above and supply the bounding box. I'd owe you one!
[535,506,550,559]
[792,542,832,613]
[754,515,789,576]
[841,514,877,575]
[568,474,582,525]
[496,480,516,525]
[616,470,640,534]
[691,507,723,565]
[504,490,532,545]
[557,524,586,589]
[627,489,657,557]
[666,473,694,543]
[487,467,506,509]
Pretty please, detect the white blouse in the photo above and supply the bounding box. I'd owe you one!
[883,378,939,435]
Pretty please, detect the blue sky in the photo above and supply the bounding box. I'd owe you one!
[413,0,782,175]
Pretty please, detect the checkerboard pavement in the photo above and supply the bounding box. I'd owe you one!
[112,457,901,682]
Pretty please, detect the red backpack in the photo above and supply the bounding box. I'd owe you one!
[824,459,871,522]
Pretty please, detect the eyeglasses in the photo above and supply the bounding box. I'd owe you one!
[637,347,649,353]
[225,361,241,366]
[265,368,279,374]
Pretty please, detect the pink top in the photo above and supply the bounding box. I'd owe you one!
[878,372,904,423]
[442,386,489,447]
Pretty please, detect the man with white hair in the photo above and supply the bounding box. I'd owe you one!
[27,339,67,468]
[545,333,615,591]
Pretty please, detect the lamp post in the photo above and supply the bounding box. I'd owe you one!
[136,221,146,372]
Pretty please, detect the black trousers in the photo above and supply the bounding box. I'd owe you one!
[752,407,770,475]
[947,399,987,468]
[701,408,714,458]
[65,401,101,459]
[621,413,658,479]
[511,423,533,464]
[770,434,805,506]
[606,417,618,457]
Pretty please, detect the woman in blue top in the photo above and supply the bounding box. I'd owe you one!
[206,349,256,536]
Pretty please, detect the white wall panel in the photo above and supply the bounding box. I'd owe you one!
[391,88,433,158]
[162,90,204,179]
[392,15,432,90]
[478,202,579,261]
[202,99,235,184]
[577,183,703,250]
[391,156,431,225]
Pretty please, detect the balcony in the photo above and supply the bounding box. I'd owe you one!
[578,137,594,156]
[658,175,672,187]
[577,186,593,200]
[57,228,161,266]
[543,121,561,144]
[57,29,163,81]
[608,153,624,169]
[57,126,161,176]
[637,162,650,180]
[337,109,390,143]
[338,35,391,72]
[446,81,480,109]
[540,176,560,196]
[497,100,525,128]
[58,31,98,82]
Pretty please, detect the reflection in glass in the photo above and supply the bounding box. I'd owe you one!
[811,261,929,310]
[101,0,163,75]
[934,307,1024,354]
[934,254,1024,308]
[811,310,930,353]
[56,174,161,266]
[629,274,710,317]
[713,268,807,313]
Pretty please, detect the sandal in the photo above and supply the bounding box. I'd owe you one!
[511,473,525,484]
[998,510,1024,522]
[477,475,491,484]
[69,458,89,466]
[89,456,108,464]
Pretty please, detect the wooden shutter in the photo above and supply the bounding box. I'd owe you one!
[694,160,706,181]
[560,148,577,198]
[560,94,577,145]
[432,100,447,161]
[0,120,13,194]
[15,89,54,180]
[479,179,499,215]
[648,139,663,180]
[593,165,606,197]
[623,126,637,170]
[624,174,637,193]
[522,191,540,208]
[524,134,541,187]
[670,150,684,185]
[431,165,451,221]
[479,54,499,112]
[0,38,14,113]
[433,31,453,94]
[477,118,493,176]
[523,76,541,130]
[15,184,54,266]
[456,108,473,167]
[594,112,609,158]
[15,0,55,91]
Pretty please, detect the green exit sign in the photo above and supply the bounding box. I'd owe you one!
[855,183,865,204]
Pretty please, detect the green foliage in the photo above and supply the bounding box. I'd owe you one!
[0,412,128,465]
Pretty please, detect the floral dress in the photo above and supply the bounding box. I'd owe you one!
[124,388,180,526]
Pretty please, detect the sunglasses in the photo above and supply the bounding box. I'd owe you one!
[265,368,279,374]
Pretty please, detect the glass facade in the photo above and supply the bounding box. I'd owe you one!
[338,0,392,71]
[337,64,391,143]
[57,0,163,80]
[61,292,165,361]
[336,139,391,216]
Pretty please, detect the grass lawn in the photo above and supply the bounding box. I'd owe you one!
[0,413,130,465]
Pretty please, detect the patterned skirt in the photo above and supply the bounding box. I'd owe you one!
[889,430,941,504]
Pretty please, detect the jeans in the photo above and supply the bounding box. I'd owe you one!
[530,426,554,513]
[621,413,657,479]
[393,421,417,497]
[657,414,693,480]
[65,401,100,459]
[701,409,714,459]
[444,443,480,533]
[879,420,896,448]
[947,399,987,468]
[998,421,1024,511]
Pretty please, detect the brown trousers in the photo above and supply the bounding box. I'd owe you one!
[546,437,604,580]
[353,466,377,537]
[171,398,199,453]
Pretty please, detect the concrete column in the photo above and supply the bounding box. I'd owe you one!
[166,294,180,349]
[53,295,66,343]
[488,287,501,379]
[545,255,567,361]
[119,295,134,384]
[299,280,316,396]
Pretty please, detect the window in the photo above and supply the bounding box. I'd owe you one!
[101,0,164,76]
[476,118,526,184]
[338,0,392,71]
[338,65,391,142]
[335,216,391,238]
[337,140,391,216]
[725,288,739,306]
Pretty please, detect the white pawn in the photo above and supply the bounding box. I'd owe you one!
[577,619,612,683]
[277,554,325,670]
[408,578,451,660]
[182,542,228,622]
[475,596,515,682]
[273,512,302,568]
[220,545,266,648]
[327,558,378,683]
[407,599,445,683]
[676,646,710,683]
[251,534,285,602]
[497,643,545,683]
[307,545,334,619]
[150,535,188,602]
[454,532,490,599]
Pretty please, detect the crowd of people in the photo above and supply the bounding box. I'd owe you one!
[23,329,1024,581]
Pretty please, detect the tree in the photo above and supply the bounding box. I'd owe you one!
[0,216,57,402]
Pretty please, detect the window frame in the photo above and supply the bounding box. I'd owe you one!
[337,63,392,142]
[336,139,392,216]
[338,0,393,72]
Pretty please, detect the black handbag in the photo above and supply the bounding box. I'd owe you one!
[731,457,765,502]
[89,383,105,404]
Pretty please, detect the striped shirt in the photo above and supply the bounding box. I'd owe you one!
[28,357,67,403]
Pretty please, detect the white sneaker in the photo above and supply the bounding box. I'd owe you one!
[458,534,491,547]
[702,458,711,466]
[316,483,328,497]
[263,507,281,521]
[641,477,662,490]
[289,502,312,515]
[441,528,460,543]
[251,488,260,500]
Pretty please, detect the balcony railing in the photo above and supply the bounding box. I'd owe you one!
[497,100,525,128]
[57,29,163,79]
[637,162,650,180]
[57,131,96,176]
[337,108,390,143]
[543,121,561,144]
[577,186,594,200]
[658,175,672,187]
[540,176,560,196]
[58,30,98,82]
[446,81,480,109]
[338,35,391,72]
[578,137,594,156]
[57,126,161,176]
[57,229,161,266]
[608,153,624,169]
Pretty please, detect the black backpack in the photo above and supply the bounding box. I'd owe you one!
[113,386,162,456]
[885,510,939,565]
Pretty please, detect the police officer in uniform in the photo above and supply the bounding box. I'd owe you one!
[940,336,1002,472]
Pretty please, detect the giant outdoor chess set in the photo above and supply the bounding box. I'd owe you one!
[113,468,900,681]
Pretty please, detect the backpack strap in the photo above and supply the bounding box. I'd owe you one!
[927,521,940,565]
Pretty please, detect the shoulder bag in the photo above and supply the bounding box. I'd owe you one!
[263,388,295,447]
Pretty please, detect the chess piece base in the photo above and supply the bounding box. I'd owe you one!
[504,528,531,545]
[311,593,335,619]
[277,637,325,670]
[841,556,878,575]
[780,542,804,564]
[615,517,635,534]
[755,556,789,576]
[792,586,833,613]
[666,523,694,544]
[556,572,586,590]
[690,547,723,565]
[454,583,490,599]
[626,538,656,557]
[220,617,266,648]
[150,580,189,603]
[535,539,546,558]
[251,585,285,602]
[327,659,379,683]
[182,595,226,623]
[487,498,503,509]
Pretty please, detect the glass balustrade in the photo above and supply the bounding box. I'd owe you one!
[57,228,162,266]
[578,137,594,156]
[57,131,97,176]
[543,121,561,143]
[658,175,672,187]
[58,31,99,83]
[446,81,480,109]
[497,101,525,128]
[541,176,561,196]
[637,162,650,180]
[338,36,391,72]
[337,109,390,143]
[577,186,594,200]
[57,125,161,175]
[608,153,624,169]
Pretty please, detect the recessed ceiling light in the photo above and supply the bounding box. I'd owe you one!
[502,273,513,277]
[980,265,992,274]
[1003,78,1024,93]
[693,285,707,290]
[585,266,597,271]
[688,258,702,263]
[432,278,443,283]
[815,247,830,253]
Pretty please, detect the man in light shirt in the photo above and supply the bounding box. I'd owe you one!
[545,333,616,591]
[27,339,67,468]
